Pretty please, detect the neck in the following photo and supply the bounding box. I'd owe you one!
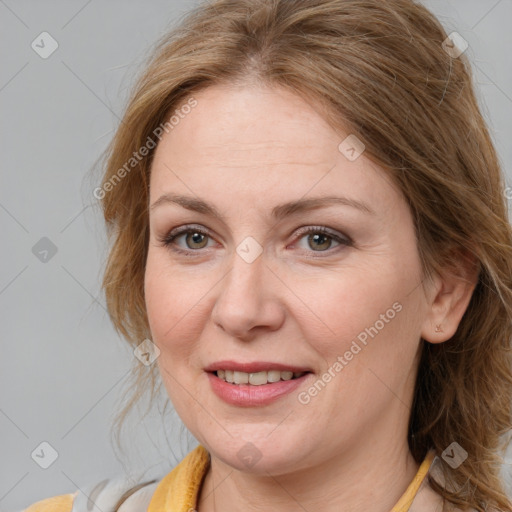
[197,427,421,512]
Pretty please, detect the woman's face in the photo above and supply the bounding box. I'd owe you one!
[145,83,432,474]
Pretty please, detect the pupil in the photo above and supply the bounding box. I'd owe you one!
[310,233,330,250]
[188,232,205,248]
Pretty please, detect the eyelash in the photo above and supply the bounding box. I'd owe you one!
[157,224,353,258]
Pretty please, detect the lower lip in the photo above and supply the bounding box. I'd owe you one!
[206,371,311,407]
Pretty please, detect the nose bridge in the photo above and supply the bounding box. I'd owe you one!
[211,241,282,336]
[222,232,267,293]
[220,244,266,309]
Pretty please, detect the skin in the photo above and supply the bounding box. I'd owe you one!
[144,83,478,512]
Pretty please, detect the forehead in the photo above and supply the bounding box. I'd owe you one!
[148,84,401,215]
[154,84,339,168]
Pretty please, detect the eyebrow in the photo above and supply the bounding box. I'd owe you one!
[149,193,376,220]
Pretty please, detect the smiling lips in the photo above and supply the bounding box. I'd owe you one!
[204,360,311,385]
[204,360,313,406]
[204,360,312,374]
[216,369,307,385]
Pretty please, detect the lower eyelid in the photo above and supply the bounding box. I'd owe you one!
[159,226,351,254]
[162,229,212,250]
[291,235,350,253]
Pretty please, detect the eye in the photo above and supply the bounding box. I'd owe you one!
[157,224,352,257]
[291,225,352,255]
[157,224,215,255]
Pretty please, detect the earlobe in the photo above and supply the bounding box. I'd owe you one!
[420,249,480,344]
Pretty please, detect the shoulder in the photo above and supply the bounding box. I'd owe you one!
[409,454,479,512]
[23,493,76,512]
[23,476,161,512]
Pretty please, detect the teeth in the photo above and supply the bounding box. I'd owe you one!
[267,370,281,383]
[234,371,249,384]
[249,371,267,385]
[215,370,306,385]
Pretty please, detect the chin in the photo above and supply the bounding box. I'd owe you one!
[202,432,313,475]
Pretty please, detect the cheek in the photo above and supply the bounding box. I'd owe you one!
[289,258,424,402]
[144,249,214,359]
[294,269,422,422]
[290,265,405,349]
[144,252,209,412]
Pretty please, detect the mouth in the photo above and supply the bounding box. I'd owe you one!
[211,369,310,385]
[205,363,313,406]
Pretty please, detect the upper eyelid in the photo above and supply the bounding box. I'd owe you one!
[166,223,344,237]
[163,224,350,249]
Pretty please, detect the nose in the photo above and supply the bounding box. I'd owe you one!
[210,249,285,340]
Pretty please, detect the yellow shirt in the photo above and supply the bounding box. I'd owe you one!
[24,445,436,512]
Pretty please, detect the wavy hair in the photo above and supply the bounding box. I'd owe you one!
[95,1,512,510]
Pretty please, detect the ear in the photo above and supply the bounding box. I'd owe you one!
[420,248,480,344]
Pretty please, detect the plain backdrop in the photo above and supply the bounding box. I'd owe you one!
[1,1,511,510]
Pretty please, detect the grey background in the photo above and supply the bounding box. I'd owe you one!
[1,1,511,510]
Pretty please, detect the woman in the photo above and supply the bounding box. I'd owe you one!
[24,0,512,511]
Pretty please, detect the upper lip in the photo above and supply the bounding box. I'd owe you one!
[204,360,312,373]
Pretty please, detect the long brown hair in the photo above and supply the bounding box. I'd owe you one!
[95,1,512,510]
